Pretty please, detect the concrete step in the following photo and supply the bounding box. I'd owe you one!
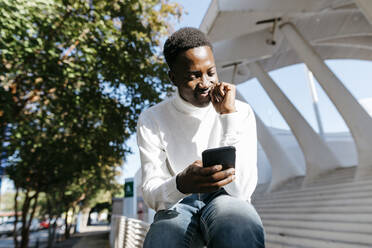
[310,167,357,181]
[272,176,306,192]
[306,176,372,188]
[257,179,372,198]
[266,240,311,248]
[312,172,356,181]
[270,178,367,194]
[307,178,355,187]
[314,172,355,181]
[253,191,372,204]
[254,167,372,247]
[254,182,372,201]
[265,225,372,245]
[262,219,372,234]
[256,204,372,214]
[316,167,356,176]
[270,167,359,192]
[265,232,372,248]
[260,212,372,223]
[254,197,372,208]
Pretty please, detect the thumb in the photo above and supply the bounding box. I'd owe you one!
[193,160,203,167]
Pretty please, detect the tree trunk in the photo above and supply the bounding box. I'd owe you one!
[46,196,57,248]
[71,206,77,233]
[64,209,70,240]
[19,191,30,248]
[13,187,19,248]
[21,192,39,248]
[19,190,39,248]
[47,218,57,248]
[64,205,78,239]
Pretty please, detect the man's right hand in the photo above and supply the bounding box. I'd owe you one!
[176,160,235,194]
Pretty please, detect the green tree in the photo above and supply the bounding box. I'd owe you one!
[0,0,182,247]
[44,160,122,245]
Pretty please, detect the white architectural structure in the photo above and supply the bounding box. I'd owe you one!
[200,0,372,182]
[198,0,372,247]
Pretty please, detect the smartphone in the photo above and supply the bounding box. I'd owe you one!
[202,146,236,169]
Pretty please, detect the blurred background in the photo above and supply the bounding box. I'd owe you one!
[1,0,372,247]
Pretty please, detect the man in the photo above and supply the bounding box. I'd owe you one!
[137,27,265,248]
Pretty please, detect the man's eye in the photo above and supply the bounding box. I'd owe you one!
[187,74,197,80]
[208,71,215,77]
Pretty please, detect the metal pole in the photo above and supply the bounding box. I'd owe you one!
[231,63,238,85]
[305,66,325,138]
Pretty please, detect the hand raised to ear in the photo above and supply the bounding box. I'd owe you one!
[210,82,237,115]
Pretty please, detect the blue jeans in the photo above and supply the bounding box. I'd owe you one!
[144,189,265,248]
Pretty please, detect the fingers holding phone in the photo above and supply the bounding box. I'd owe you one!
[176,160,235,194]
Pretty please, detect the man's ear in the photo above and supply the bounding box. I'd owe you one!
[168,70,178,86]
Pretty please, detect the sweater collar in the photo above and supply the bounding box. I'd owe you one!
[172,89,212,116]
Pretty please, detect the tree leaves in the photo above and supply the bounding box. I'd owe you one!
[1,0,181,247]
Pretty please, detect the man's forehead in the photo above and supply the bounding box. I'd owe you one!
[175,46,215,69]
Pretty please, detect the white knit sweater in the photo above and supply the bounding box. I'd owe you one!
[136,91,258,211]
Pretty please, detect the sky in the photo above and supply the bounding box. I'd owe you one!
[121,0,372,180]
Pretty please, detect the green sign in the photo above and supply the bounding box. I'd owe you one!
[124,181,134,198]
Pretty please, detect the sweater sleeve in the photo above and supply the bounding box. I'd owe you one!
[136,112,189,211]
[218,102,258,202]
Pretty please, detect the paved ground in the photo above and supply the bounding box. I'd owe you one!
[52,236,81,248]
[0,230,50,248]
[53,225,110,248]
[72,231,109,248]
[0,225,110,248]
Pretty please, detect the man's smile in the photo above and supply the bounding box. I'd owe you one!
[197,88,211,97]
[193,88,211,101]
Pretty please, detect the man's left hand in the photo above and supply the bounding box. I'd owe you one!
[210,82,237,114]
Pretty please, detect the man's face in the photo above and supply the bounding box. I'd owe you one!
[169,46,218,107]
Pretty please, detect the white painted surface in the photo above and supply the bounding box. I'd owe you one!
[236,90,303,190]
[355,0,372,25]
[249,62,342,182]
[280,22,372,170]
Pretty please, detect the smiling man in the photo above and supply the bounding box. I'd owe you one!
[137,27,265,248]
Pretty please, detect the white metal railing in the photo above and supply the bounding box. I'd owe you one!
[110,215,150,248]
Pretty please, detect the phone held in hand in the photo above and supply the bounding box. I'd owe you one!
[202,146,236,170]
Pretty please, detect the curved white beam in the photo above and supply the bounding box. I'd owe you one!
[280,22,372,171]
[212,10,372,69]
[355,0,372,25]
[256,116,304,190]
[213,29,278,66]
[236,91,303,191]
[201,0,357,42]
[218,45,372,85]
[248,62,343,182]
[315,35,372,50]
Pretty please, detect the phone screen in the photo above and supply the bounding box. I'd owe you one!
[202,146,236,169]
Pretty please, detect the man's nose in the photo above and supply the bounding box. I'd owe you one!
[198,75,211,89]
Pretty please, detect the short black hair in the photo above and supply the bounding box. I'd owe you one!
[163,27,213,69]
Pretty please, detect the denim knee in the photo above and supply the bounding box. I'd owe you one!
[206,213,265,248]
[200,194,265,248]
[144,219,186,248]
